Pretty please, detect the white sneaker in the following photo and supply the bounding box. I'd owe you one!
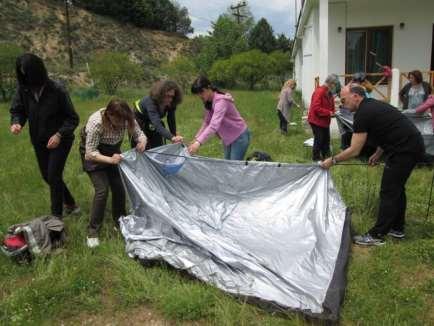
[86,237,100,248]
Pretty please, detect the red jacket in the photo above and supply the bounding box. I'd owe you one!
[308,85,335,128]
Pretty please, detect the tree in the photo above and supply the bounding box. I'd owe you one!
[248,18,276,53]
[191,36,218,74]
[0,43,23,102]
[209,58,235,88]
[226,0,254,30]
[173,2,194,35]
[90,51,142,94]
[230,50,271,89]
[160,57,198,91]
[275,33,293,52]
[192,14,248,73]
[71,0,193,35]
[211,15,249,59]
[269,50,293,85]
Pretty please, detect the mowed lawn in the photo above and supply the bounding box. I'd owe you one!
[0,89,433,325]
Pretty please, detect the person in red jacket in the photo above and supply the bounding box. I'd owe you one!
[308,74,339,160]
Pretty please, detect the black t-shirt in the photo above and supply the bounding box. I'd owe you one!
[353,98,424,155]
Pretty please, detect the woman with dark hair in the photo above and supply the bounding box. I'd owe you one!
[80,99,146,248]
[10,53,79,218]
[399,70,432,110]
[189,76,250,160]
[133,80,184,149]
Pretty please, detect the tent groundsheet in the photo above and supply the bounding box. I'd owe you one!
[336,108,434,156]
[402,110,434,155]
[119,144,351,320]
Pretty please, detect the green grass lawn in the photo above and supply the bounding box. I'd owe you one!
[0,89,433,325]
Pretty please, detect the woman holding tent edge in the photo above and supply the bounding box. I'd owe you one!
[188,76,251,160]
[132,80,184,149]
[80,99,147,248]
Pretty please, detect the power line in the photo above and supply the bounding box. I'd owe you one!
[64,0,73,69]
[230,1,247,24]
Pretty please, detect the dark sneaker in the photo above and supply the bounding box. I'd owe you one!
[64,205,80,216]
[353,233,385,246]
[387,229,405,239]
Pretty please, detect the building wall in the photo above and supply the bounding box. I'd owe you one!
[328,0,434,76]
[295,0,434,106]
[299,6,320,106]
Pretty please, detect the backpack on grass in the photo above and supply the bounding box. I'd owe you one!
[246,151,273,162]
[1,216,66,263]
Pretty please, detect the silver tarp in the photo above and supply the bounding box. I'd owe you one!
[402,110,434,156]
[336,108,434,156]
[119,144,350,320]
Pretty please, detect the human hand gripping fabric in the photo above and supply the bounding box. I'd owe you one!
[368,152,381,166]
[136,139,147,153]
[171,135,184,144]
[320,157,334,169]
[111,154,122,165]
[10,124,22,135]
[47,133,61,149]
[188,140,201,154]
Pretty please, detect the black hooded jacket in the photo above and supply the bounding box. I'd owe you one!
[10,81,79,144]
[10,54,79,144]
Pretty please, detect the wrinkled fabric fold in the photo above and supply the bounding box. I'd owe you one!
[119,144,349,320]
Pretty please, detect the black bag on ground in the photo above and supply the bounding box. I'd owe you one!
[246,151,273,162]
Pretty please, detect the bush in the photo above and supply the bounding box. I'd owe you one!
[0,43,23,102]
[89,52,142,95]
[160,57,198,92]
[72,86,100,100]
[268,50,293,86]
[230,50,271,90]
[209,58,235,88]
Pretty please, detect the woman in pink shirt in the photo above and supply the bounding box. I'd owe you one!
[188,76,250,160]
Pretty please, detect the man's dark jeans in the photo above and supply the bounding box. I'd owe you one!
[369,153,420,237]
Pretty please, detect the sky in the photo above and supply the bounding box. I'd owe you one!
[176,0,297,38]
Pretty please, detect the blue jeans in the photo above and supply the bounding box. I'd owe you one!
[224,129,251,160]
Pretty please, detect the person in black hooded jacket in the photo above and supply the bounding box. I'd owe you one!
[9,53,80,218]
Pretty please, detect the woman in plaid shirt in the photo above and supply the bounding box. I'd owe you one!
[80,99,146,248]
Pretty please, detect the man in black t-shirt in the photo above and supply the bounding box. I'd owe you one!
[321,85,425,246]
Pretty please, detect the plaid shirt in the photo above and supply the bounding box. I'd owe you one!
[85,108,146,158]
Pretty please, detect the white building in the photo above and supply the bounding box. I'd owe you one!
[291,0,434,106]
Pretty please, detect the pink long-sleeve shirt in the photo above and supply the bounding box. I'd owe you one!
[195,93,247,146]
[415,95,434,130]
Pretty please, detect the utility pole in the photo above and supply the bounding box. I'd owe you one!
[64,0,74,69]
[230,1,247,24]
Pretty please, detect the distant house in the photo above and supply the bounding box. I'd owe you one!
[291,0,434,106]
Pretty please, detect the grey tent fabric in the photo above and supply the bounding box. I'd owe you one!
[119,144,350,320]
[9,216,66,254]
[336,108,434,156]
[402,110,434,155]
[335,109,354,134]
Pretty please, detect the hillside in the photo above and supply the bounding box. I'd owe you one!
[0,0,191,83]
